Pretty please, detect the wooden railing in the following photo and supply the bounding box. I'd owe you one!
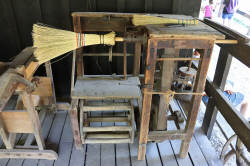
[201,19,250,152]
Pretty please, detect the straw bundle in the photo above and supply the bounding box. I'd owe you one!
[32,24,116,64]
[132,15,199,26]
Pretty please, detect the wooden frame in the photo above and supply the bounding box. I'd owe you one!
[138,38,215,160]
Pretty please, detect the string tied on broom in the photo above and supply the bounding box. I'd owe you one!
[32,23,116,64]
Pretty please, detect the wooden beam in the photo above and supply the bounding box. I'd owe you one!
[0,149,58,160]
[147,130,186,142]
[133,42,141,76]
[138,40,158,160]
[69,99,82,149]
[205,79,250,151]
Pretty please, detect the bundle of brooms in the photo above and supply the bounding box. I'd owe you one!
[32,15,198,64]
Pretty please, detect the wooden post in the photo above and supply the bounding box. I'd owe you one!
[155,48,178,130]
[202,47,232,138]
[123,41,127,79]
[180,42,214,158]
[73,16,84,77]
[133,42,141,76]
[45,61,57,111]
[138,40,158,160]
[69,99,82,149]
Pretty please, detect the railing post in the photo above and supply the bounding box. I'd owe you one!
[202,47,232,138]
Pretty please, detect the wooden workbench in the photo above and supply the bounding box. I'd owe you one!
[137,20,225,160]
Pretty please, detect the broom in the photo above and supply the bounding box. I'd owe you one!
[32,24,117,64]
[132,15,199,26]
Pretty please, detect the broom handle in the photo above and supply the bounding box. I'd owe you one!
[115,37,124,42]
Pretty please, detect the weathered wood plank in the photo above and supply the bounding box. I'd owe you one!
[158,140,178,166]
[146,142,162,166]
[69,144,86,166]
[54,113,74,166]
[168,120,193,166]
[38,111,67,166]
[130,139,147,166]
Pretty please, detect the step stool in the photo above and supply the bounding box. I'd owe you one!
[71,76,141,145]
[79,100,135,144]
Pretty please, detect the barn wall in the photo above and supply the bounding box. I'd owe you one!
[0,0,201,99]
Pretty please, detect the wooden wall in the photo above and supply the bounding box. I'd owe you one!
[0,0,200,99]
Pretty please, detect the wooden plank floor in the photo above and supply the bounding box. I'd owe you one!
[0,109,223,166]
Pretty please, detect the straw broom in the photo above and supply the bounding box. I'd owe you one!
[132,15,199,26]
[32,24,117,64]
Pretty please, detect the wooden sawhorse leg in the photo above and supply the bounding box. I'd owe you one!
[69,99,82,149]
[138,40,158,160]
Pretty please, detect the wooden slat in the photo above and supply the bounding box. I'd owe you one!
[148,130,186,142]
[87,133,129,139]
[0,149,57,160]
[85,138,130,144]
[82,105,131,111]
[69,144,86,166]
[0,111,33,133]
[83,126,132,132]
[87,117,128,122]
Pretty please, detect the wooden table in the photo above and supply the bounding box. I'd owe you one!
[138,21,225,160]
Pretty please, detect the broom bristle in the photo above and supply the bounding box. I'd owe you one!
[32,24,116,64]
[132,15,199,26]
